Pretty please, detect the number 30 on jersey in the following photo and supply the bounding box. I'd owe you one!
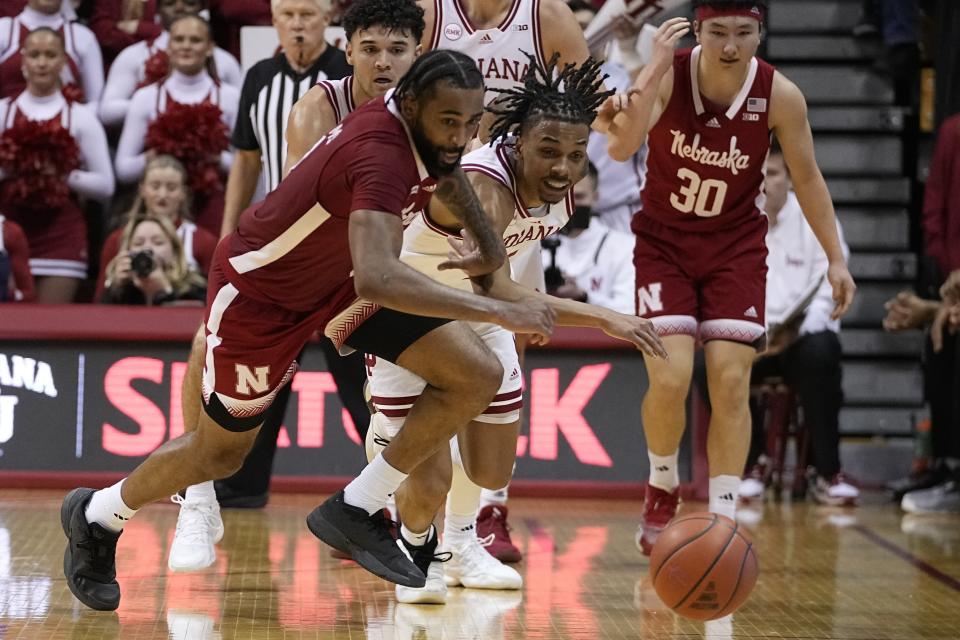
[669,168,728,217]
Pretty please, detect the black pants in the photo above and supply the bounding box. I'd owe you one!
[747,331,845,478]
[924,329,960,460]
[217,338,371,497]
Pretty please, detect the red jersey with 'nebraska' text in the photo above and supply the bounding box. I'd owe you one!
[636,47,775,233]
[221,89,436,316]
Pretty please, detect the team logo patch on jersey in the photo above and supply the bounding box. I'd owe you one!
[444,23,463,40]
[747,97,767,113]
[512,23,529,31]
[479,33,494,44]
[742,112,760,122]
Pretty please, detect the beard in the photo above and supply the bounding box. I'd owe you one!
[410,116,465,177]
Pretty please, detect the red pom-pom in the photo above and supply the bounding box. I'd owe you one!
[145,100,229,197]
[0,115,81,210]
[60,82,86,104]
[139,50,170,90]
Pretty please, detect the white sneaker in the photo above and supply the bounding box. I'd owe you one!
[396,560,448,604]
[443,534,522,590]
[395,528,448,604]
[811,473,860,507]
[168,494,224,572]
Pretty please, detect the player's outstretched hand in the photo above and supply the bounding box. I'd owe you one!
[438,228,503,277]
[601,313,669,359]
[827,261,856,320]
[496,299,556,345]
[650,17,690,74]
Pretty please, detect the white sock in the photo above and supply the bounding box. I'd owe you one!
[84,479,138,533]
[344,455,408,515]
[401,523,433,548]
[709,474,740,520]
[480,485,509,508]
[445,458,481,547]
[184,481,216,503]
[649,452,679,491]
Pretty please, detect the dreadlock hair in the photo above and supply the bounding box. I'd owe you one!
[343,0,425,44]
[393,49,484,104]
[486,52,612,144]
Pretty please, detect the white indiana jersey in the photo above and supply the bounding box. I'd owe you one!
[315,75,356,125]
[427,0,547,105]
[401,137,574,287]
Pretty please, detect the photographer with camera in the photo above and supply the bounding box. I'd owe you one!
[101,215,206,306]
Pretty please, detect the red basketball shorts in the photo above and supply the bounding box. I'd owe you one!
[633,214,768,347]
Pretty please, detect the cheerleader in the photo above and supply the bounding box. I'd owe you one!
[100,0,242,127]
[115,14,238,235]
[0,0,104,103]
[0,27,113,303]
[95,154,217,299]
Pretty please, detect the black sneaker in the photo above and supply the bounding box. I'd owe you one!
[61,488,122,611]
[306,490,425,588]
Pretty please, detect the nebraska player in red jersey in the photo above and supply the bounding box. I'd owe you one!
[60,50,558,612]
[596,0,856,555]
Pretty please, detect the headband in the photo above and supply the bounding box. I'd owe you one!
[695,6,764,23]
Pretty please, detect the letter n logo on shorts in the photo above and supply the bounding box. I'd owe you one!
[235,364,271,396]
[637,282,664,315]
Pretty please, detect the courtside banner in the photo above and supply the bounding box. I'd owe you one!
[0,342,685,485]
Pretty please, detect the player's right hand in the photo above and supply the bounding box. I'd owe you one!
[495,299,556,345]
[650,17,690,74]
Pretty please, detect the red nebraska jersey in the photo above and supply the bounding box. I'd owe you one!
[636,46,775,233]
[221,90,436,316]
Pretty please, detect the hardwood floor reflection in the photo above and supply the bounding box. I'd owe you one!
[1,490,958,639]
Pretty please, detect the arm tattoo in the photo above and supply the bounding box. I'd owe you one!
[434,169,507,262]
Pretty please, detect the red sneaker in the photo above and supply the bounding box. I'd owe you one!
[476,505,522,563]
[635,485,680,556]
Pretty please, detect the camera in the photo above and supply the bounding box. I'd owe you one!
[129,250,156,278]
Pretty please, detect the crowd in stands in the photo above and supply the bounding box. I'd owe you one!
[0,0,956,514]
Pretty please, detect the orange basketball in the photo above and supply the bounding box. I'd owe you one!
[649,512,758,621]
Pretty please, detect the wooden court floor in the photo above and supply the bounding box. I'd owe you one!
[1,490,958,639]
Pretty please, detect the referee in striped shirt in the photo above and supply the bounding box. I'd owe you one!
[220,0,350,237]
[214,0,354,508]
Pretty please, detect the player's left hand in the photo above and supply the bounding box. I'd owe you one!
[827,260,856,320]
[439,228,502,278]
[601,313,669,359]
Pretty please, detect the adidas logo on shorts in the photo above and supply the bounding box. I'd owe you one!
[744,306,758,318]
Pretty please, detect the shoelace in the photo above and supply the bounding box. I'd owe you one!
[76,533,117,581]
[171,495,220,545]
[477,533,496,548]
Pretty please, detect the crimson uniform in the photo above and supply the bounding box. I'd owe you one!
[634,46,774,346]
[202,90,438,429]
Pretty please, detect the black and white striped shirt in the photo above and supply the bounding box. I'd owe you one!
[232,45,351,193]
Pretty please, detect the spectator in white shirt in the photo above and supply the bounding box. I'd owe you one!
[99,0,243,127]
[543,163,636,315]
[740,146,858,507]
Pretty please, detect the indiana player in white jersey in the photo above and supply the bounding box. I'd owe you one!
[417,0,596,555]
[284,0,425,172]
[596,0,856,554]
[364,55,666,604]
[419,0,591,105]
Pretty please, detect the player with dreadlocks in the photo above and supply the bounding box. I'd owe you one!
[363,52,667,605]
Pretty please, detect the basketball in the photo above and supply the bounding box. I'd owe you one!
[649,512,759,621]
